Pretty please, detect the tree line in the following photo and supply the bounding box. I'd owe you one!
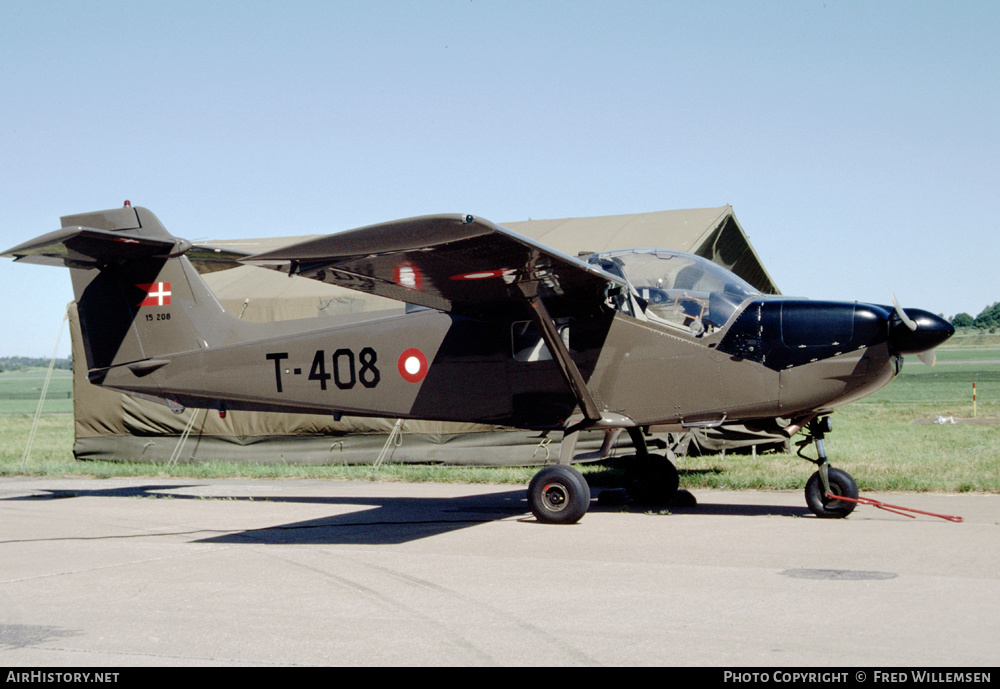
[951,302,1000,331]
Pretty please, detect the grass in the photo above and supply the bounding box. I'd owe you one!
[669,402,999,493]
[1,344,998,493]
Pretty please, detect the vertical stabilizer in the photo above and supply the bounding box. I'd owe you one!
[6,206,249,375]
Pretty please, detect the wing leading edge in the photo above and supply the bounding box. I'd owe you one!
[242,214,627,320]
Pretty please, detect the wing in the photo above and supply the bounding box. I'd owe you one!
[241,214,627,319]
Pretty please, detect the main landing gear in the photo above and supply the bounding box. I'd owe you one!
[527,464,591,524]
[527,426,688,524]
[797,416,859,518]
[526,423,596,524]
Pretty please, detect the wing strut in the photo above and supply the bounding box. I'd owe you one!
[518,282,603,424]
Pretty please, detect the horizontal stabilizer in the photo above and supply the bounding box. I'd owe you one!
[2,226,179,267]
[2,226,250,272]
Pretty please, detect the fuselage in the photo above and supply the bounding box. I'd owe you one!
[97,290,949,431]
[76,239,951,430]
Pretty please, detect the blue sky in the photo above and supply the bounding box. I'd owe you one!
[2,0,998,357]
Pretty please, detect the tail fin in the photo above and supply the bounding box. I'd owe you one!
[4,206,248,374]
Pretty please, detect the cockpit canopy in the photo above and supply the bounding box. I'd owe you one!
[587,249,761,335]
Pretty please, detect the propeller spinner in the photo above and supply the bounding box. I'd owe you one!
[890,293,954,365]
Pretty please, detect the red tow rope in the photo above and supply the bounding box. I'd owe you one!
[828,493,964,522]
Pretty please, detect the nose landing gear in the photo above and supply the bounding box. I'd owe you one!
[797,416,859,518]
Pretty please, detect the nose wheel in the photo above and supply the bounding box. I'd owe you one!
[805,466,859,518]
[797,417,858,518]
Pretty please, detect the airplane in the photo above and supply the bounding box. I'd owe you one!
[3,204,955,524]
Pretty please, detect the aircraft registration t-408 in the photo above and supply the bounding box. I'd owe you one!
[3,205,954,524]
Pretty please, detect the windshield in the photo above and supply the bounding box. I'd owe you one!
[587,249,760,334]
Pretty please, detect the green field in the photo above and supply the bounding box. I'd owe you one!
[0,366,73,414]
[1,342,998,493]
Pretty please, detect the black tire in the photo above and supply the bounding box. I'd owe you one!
[629,454,680,505]
[805,467,858,518]
[528,465,591,524]
[672,489,698,508]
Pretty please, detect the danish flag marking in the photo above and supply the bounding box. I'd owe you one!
[138,282,172,306]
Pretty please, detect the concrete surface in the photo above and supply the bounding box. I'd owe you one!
[1,477,997,667]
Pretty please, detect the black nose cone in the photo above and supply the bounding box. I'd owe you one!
[890,309,955,354]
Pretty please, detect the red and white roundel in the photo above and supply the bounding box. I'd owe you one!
[397,348,428,383]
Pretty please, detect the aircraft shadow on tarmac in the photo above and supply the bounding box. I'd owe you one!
[198,495,812,546]
[4,484,811,545]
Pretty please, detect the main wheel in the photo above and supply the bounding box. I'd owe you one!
[805,467,858,518]
[629,454,680,505]
[528,465,591,524]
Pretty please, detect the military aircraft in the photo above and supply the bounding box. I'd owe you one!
[3,204,954,524]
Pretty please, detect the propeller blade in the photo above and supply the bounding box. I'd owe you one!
[891,292,917,332]
[918,350,937,367]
